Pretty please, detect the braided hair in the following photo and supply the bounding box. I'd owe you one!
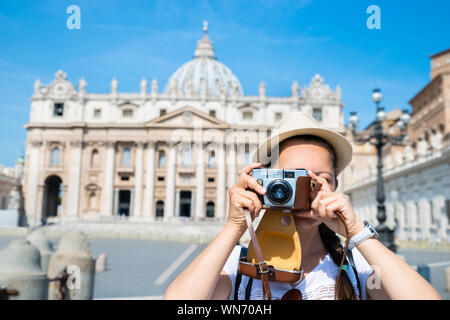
[319,223,357,300]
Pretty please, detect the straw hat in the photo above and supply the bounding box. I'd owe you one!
[252,111,353,176]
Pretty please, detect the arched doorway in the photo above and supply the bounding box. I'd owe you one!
[42,175,63,221]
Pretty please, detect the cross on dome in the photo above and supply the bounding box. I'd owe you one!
[163,21,244,96]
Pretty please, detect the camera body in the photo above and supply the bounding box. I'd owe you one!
[251,168,312,210]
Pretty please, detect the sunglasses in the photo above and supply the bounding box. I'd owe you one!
[281,288,302,300]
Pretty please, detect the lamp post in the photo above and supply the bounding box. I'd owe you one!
[348,88,410,253]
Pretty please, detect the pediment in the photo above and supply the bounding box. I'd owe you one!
[145,106,229,129]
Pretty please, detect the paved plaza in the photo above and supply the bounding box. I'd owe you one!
[0,233,449,300]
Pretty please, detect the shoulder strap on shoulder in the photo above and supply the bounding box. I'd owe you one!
[347,249,362,300]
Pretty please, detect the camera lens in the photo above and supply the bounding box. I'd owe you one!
[266,179,292,205]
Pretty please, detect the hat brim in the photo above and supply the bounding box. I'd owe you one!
[251,127,353,176]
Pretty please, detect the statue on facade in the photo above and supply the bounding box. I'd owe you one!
[140,78,148,96]
[111,78,118,95]
[416,135,429,157]
[335,85,341,101]
[168,78,177,95]
[34,78,41,95]
[151,78,158,95]
[430,128,443,151]
[404,143,415,162]
[259,81,266,98]
[291,81,299,98]
[79,77,87,94]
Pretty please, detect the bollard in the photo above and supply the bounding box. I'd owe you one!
[0,239,48,299]
[446,266,450,293]
[95,253,107,273]
[417,264,431,283]
[47,231,95,300]
[27,230,54,274]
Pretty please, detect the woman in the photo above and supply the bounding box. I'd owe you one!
[164,112,441,300]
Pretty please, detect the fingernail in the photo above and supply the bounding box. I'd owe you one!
[259,187,266,193]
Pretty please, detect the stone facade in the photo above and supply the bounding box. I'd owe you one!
[342,48,450,242]
[23,25,345,226]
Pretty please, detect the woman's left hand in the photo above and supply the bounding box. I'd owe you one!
[308,171,365,239]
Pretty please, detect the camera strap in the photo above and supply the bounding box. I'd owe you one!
[241,181,351,300]
[244,209,272,300]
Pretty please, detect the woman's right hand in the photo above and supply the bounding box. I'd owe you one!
[227,163,266,232]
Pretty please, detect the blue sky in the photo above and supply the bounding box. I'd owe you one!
[0,0,449,166]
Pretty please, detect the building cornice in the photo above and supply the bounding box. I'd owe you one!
[344,145,450,193]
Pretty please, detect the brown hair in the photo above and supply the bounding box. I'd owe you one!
[279,135,357,300]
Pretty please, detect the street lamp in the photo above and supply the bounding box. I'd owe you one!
[348,88,410,253]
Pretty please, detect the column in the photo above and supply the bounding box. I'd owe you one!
[26,140,42,226]
[143,141,156,219]
[216,142,226,220]
[164,142,177,221]
[133,141,144,219]
[195,142,205,220]
[226,143,237,218]
[227,143,237,188]
[66,140,83,221]
[103,141,116,217]
[175,189,180,219]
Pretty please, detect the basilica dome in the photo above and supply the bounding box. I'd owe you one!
[164,23,244,96]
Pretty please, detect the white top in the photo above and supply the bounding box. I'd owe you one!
[223,245,374,300]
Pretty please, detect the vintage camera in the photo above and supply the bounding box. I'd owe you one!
[250,168,313,210]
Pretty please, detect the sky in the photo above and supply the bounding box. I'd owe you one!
[0,0,449,166]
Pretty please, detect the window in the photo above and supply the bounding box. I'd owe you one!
[122,109,133,118]
[121,148,131,167]
[435,62,441,68]
[50,147,60,166]
[160,109,167,117]
[313,108,322,121]
[275,112,283,122]
[53,103,64,117]
[243,111,253,120]
[157,176,165,181]
[1,197,6,210]
[208,177,215,183]
[158,150,166,168]
[93,109,101,118]
[208,151,216,168]
[446,58,450,65]
[121,176,130,181]
[91,149,99,168]
[182,146,192,167]
[209,110,216,118]
[156,200,164,217]
[206,201,215,218]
